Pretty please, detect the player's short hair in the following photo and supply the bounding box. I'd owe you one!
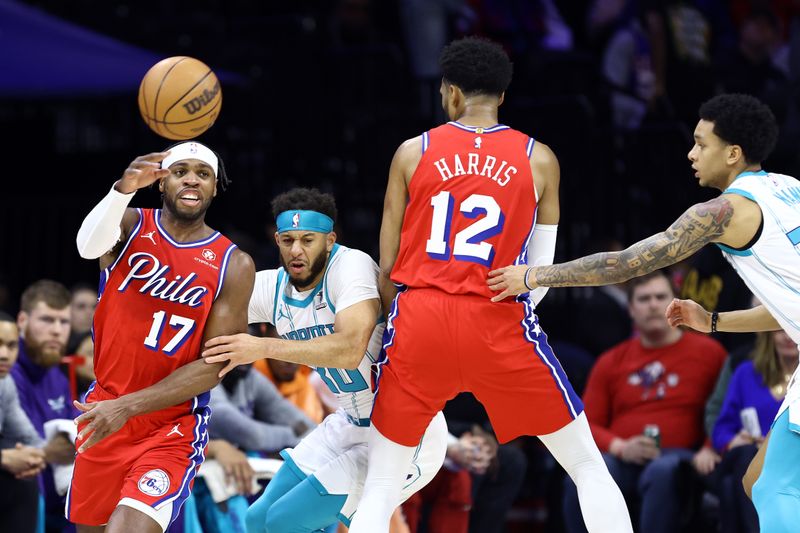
[271,188,338,224]
[163,141,231,190]
[698,94,778,164]
[439,37,513,97]
[20,280,72,313]
[626,271,673,302]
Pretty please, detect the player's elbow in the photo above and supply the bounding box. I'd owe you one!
[342,351,362,370]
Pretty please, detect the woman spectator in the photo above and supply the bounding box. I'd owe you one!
[712,329,799,533]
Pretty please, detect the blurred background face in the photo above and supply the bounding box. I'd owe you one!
[18,301,70,368]
[0,321,19,378]
[773,329,798,370]
[629,276,674,337]
[70,288,96,334]
[268,358,300,383]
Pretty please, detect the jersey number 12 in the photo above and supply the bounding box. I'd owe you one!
[426,191,505,266]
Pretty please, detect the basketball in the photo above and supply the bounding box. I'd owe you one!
[137,56,222,140]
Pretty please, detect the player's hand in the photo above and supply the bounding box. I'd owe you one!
[207,439,255,495]
[73,398,132,453]
[692,446,721,476]
[203,333,267,378]
[43,433,76,464]
[487,265,535,302]
[617,436,660,465]
[114,152,172,194]
[665,298,712,332]
[0,443,46,478]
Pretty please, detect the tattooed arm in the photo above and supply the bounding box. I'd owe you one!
[488,196,735,301]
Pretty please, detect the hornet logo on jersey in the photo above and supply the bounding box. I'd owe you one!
[474,136,482,149]
[141,231,157,245]
[138,469,170,497]
[292,212,300,228]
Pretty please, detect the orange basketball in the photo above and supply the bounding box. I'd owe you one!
[137,56,222,140]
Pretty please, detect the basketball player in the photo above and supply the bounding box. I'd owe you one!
[347,37,633,533]
[488,93,799,531]
[202,187,448,532]
[68,141,255,533]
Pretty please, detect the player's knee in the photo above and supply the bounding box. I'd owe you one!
[244,498,270,533]
[262,506,293,533]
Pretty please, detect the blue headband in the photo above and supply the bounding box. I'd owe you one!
[276,210,334,234]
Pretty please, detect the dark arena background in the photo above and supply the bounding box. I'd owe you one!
[2,0,799,532]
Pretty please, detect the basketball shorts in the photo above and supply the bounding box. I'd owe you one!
[372,288,583,446]
[280,409,448,525]
[66,385,209,532]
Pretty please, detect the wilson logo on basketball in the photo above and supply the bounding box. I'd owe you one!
[182,81,221,115]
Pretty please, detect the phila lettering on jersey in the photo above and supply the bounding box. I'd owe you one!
[248,244,383,426]
[92,208,237,415]
[717,171,800,419]
[392,122,539,297]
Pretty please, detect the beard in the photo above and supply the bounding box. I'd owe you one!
[162,192,212,223]
[281,250,328,289]
[24,335,65,368]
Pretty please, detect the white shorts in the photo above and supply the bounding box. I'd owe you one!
[281,409,448,523]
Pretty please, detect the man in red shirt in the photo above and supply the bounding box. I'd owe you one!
[562,270,726,533]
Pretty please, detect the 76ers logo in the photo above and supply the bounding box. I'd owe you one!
[138,469,170,496]
[202,249,216,261]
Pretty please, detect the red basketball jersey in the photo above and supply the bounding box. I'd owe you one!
[92,208,237,416]
[392,122,538,297]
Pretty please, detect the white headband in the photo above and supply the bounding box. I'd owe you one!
[161,142,219,177]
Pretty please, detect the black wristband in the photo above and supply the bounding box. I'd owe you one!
[524,267,535,291]
[710,312,719,333]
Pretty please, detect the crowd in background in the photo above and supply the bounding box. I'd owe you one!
[4,0,800,532]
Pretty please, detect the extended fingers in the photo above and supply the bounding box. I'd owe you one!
[78,428,105,453]
[76,420,96,442]
[205,335,233,348]
[218,361,237,379]
[490,290,512,303]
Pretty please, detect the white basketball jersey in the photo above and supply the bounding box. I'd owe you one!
[719,170,800,418]
[248,244,384,425]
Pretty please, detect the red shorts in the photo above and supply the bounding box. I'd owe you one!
[66,383,209,530]
[372,288,583,445]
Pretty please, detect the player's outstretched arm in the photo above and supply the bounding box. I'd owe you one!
[379,137,422,320]
[666,299,780,333]
[76,152,171,266]
[488,195,735,301]
[203,297,380,375]
[74,249,255,453]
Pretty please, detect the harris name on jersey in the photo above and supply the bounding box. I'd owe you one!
[432,151,518,187]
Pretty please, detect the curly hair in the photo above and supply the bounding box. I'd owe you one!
[698,94,778,164]
[271,187,338,223]
[439,37,513,97]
